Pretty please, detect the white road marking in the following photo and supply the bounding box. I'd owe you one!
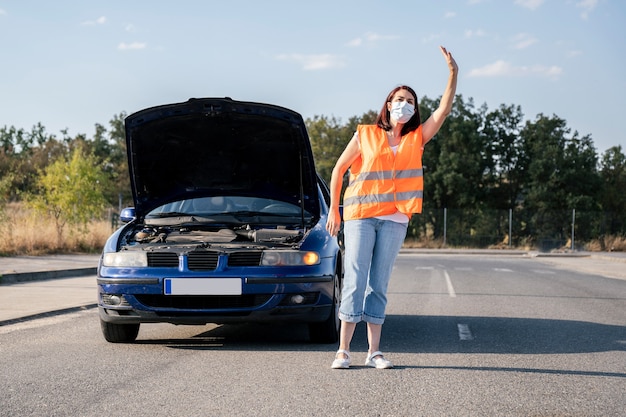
[415,266,435,270]
[444,270,456,298]
[0,310,91,335]
[457,323,474,340]
[493,268,514,272]
[531,270,556,274]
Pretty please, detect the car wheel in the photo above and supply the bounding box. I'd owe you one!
[309,268,341,344]
[100,319,140,343]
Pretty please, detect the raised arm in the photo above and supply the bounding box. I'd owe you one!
[422,46,458,144]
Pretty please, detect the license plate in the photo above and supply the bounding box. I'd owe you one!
[164,278,242,295]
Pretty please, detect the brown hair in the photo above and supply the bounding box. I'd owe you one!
[375,85,421,136]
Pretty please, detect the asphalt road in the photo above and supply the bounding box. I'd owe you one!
[1,253,624,416]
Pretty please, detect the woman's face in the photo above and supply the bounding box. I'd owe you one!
[387,89,416,113]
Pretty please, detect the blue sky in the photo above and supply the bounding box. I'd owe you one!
[0,0,623,154]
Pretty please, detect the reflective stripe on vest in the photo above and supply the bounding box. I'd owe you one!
[343,125,424,220]
[343,190,424,206]
[350,168,423,182]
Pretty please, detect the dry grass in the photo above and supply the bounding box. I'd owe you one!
[585,235,626,252]
[404,234,626,252]
[403,237,445,249]
[0,202,113,256]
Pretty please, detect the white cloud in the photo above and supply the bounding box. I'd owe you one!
[514,0,545,10]
[81,16,106,26]
[511,33,538,49]
[118,42,146,51]
[576,0,598,19]
[421,33,442,44]
[467,60,562,78]
[125,24,136,32]
[444,11,456,18]
[465,29,487,38]
[346,32,399,47]
[0,8,6,16]
[365,32,399,42]
[275,53,346,71]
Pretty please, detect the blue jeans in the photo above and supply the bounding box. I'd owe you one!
[338,218,408,325]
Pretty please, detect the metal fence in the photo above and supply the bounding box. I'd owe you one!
[407,208,626,252]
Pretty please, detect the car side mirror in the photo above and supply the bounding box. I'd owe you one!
[119,207,137,223]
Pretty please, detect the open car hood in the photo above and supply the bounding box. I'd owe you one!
[125,98,320,218]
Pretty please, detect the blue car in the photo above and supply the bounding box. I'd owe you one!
[97,98,343,343]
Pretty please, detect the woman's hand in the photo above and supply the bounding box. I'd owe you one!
[439,45,458,75]
[326,207,341,237]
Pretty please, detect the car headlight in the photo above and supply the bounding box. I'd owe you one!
[102,252,148,267]
[261,250,320,266]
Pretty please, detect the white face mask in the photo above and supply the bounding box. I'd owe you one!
[390,101,415,123]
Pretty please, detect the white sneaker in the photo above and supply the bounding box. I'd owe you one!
[331,349,351,369]
[365,351,393,369]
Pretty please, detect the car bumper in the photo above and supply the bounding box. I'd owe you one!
[97,275,334,326]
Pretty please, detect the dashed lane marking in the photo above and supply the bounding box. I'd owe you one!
[457,323,474,340]
[444,270,456,298]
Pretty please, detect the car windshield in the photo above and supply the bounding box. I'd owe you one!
[146,196,308,218]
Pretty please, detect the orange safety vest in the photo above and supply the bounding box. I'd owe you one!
[343,124,424,220]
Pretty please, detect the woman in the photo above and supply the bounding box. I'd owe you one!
[326,46,458,369]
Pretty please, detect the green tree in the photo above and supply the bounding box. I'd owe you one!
[419,95,490,243]
[106,113,132,208]
[561,133,601,242]
[0,124,63,200]
[306,110,377,184]
[423,95,488,208]
[518,114,600,247]
[29,146,110,246]
[70,113,131,209]
[306,115,350,185]
[482,104,525,210]
[477,104,526,246]
[598,146,626,235]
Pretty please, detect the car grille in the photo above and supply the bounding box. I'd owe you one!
[228,251,262,266]
[135,294,272,310]
[147,252,179,267]
[188,251,219,271]
[145,250,263,269]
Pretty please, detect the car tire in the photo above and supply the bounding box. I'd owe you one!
[309,269,341,344]
[100,320,140,343]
